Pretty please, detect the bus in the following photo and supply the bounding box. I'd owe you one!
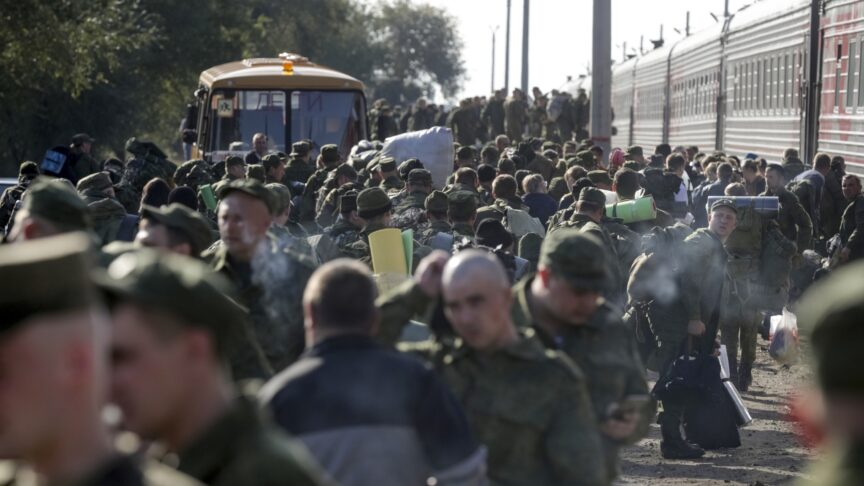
[189,52,368,162]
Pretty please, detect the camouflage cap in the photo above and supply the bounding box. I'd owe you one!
[333,163,358,180]
[245,164,265,183]
[95,249,245,359]
[578,186,607,207]
[798,260,864,394]
[710,197,738,215]
[340,190,359,213]
[225,155,245,168]
[587,170,612,186]
[290,141,310,157]
[265,183,293,214]
[398,158,424,179]
[140,204,214,256]
[76,171,113,196]
[539,229,608,290]
[262,153,283,169]
[378,157,397,173]
[0,232,98,335]
[23,177,91,231]
[216,178,277,214]
[320,144,341,165]
[357,187,392,218]
[447,190,477,215]
[626,145,643,157]
[425,190,448,213]
[518,232,543,264]
[407,169,433,185]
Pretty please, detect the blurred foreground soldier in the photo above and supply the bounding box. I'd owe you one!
[797,261,864,485]
[0,234,196,485]
[509,230,652,479]
[376,250,607,485]
[100,250,329,486]
[653,199,737,459]
[136,204,214,258]
[837,174,864,264]
[77,172,139,245]
[208,179,313,377]
[7,177,91,243]
[260,259,484,486]
[0,161,39,232]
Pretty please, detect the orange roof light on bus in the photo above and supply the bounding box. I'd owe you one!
[282,61,294,75]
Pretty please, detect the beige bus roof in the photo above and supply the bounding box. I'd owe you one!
[199,53,365,91]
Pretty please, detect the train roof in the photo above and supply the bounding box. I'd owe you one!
[727,0,810,33]
[199,53,365,91]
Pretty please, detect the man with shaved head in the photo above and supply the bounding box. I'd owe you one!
[377,250,608,485]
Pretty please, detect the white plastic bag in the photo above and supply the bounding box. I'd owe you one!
[380,127,455,190]
[768,307,800,365]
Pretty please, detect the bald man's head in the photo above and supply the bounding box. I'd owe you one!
[442,250,517,351]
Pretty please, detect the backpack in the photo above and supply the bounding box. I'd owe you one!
[786,179,817,225]
[642,169,679,214]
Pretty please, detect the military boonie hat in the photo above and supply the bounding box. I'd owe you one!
[407,169,432,185]
[378,157,397,173]
[23,177,91,231]
[626,145,643,157]
[539,229,608,290]
[265,183,293,214]
[587,170,612,186]
[76,171,113,196]
[340,190,358,213]
[140,204,214,256]
[398,158,424,179]
[798,260,864,394]
[0,232,98,335]
[425,190,448,213]
[578,186,607,207]
[710,198,738,215]
[320,144,341,165]
[290,141,310,157]
[217,178,277,214]
[357,187,392,218]
[95,249,245,359]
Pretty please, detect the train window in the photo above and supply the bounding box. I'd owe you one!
[756,60,762,111]
[859,40,864,106]
[784,54,790,110]
[770,57,776,110]
[848,42,857,108]
[836,42,843,110]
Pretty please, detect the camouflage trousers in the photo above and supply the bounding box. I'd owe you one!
[720,279,761,368]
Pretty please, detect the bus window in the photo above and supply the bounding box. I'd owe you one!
[210,90,287,155]
[290,91,363,156]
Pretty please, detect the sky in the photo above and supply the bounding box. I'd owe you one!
[392,0,754,101]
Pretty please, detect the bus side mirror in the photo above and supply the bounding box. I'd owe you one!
[194,88,208,100]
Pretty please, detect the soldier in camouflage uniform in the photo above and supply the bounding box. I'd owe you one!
[76,172,138,246]
[313,191,363,262]
[0,161,39,234]
[475,174,530,227]
[376,250,609,485]
[509,229,653,480]
[314,164,358,229]
[205,179,314,378]
[213,156,246,194]
[415,191,453,247]
[299,144,341,225]
[266,183,312,258]
[6,177,93,243]
[115,138,177,214]
[283,141,315,185]
[377,157,404,194]
[391,169,433,231]
[447,191,477,241]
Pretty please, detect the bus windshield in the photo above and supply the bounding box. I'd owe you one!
[208,89,364,161]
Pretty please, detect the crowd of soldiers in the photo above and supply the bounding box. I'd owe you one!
[367,86,590,145]
[1,107,864,485]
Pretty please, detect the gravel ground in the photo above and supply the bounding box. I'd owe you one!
[618,337,815,485]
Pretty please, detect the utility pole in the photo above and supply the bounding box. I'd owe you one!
[724,0,730,18]
[490,26,499,93]
[505,0,511,93]
[591,0,612,165]
[521,0,530,95]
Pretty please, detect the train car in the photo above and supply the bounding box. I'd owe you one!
[191,52,367,163]
[667,21,726,152]
[723,0,810,162]
[611,56,638,148]
[818,0,864,174]
[631,43,673,148]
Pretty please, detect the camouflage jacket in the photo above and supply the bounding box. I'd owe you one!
[416,220,453,246]
[284,158,315,185]
[376,281,609,486]
[391,191,428,231]
[510,276,654,480]
[0,181,28,231]
[380,174,404,193]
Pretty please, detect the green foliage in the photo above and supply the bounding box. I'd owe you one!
[0,0,464,176]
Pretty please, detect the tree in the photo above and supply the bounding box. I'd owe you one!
[370,0,465,103]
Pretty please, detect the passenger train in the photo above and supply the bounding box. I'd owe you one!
[595,0,864,174]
